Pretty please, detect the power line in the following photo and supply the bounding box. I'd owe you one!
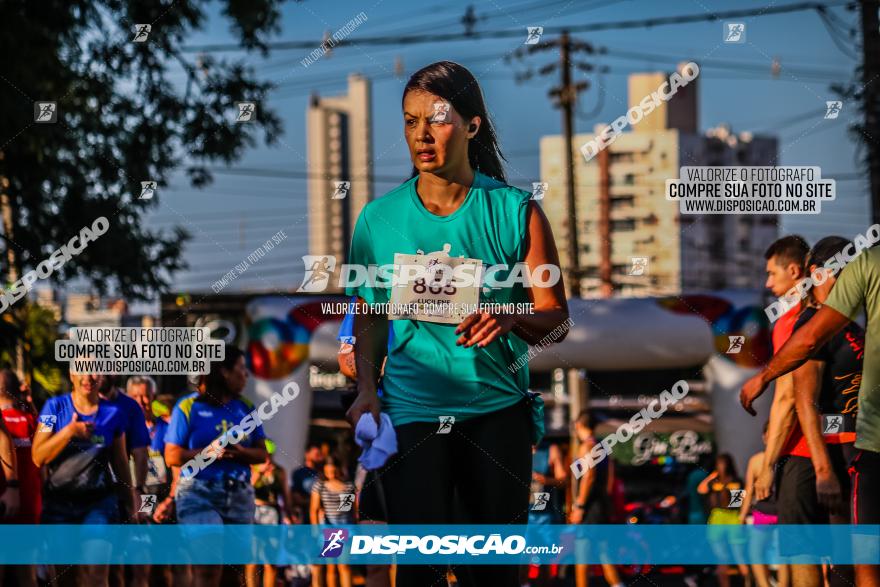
[182,2,856,53]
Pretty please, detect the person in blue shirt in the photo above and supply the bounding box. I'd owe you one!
[100,374,151,504]
[164,345,268,587]
[125,376,169,498]
[32,365,134,586]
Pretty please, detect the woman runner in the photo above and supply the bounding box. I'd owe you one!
[165,345,268,587]
[344,60,569,586]
[32,365,135,587]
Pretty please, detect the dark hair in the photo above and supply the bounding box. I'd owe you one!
[716,452,739,480]
[574,409,598,430]
[764,235,809,270]
[403,61,507,183]
[198,345,245,397]
[0,369,22,402]
[805,236,849,304]
[806,236,848,269]
[323,454,347,480]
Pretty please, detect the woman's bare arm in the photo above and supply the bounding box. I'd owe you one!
[458,202,570,347]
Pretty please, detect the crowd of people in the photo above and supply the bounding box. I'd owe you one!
[0,348,284,587]
[735,234,879,587]
[673,233,879,587]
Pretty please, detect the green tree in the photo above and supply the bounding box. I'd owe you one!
[0,0,285,299]
[1,303,65,401]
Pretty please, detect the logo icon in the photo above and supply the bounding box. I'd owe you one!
[724,22,746,43]
[525,26,543,45]
[320,528,348,558]
[331,181,350,200]
[132,24,151,42]
[726,336,745,354]
[337,493,355,512]
[138,494,157,514]
[531,492,550,511]
[38,415,57,432]
[297,255,337,293]
[531,182,548,201]
[235,101,256,123]
[629,257,648,276]
[339,335,356,346]
[823,414,843,434]
[436,416,455,434]
[34,102,57,123]
[728,489,745,508]
[825,101,843,119]
[430,102,450,124]
[140,181,157,200]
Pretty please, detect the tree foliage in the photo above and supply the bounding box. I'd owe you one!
[0,0,285,299]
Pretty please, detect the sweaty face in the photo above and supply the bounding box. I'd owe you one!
[764,256,801,297]
[403,90,478,174]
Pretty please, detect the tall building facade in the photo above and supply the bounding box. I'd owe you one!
[306,74,372,288]
[540,65,779,297]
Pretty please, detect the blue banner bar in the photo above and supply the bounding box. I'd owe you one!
[0,525,876,565]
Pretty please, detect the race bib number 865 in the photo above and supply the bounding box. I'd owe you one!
[389,245,482,325]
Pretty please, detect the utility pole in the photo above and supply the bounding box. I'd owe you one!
[559,31,582,298]
[508,30,591,298]
[598,147,612,297]
[507,30,594,466]
[860,0,880,224]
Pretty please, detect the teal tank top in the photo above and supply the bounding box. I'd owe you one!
[346,170,533,426]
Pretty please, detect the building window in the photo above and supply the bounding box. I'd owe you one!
[610,195,635,209]
[611,219,636,232]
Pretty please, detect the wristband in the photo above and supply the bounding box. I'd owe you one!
[4,479,19,489]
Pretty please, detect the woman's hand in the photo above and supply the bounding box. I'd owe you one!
[205,438,227,460]
[66,413,94,439]
[346,389,380,427]
[455,311,516,348]
[569,507,584,524]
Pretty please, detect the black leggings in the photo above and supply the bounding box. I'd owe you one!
[366,398,533,587]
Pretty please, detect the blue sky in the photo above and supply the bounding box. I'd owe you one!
[146,0,869,296]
